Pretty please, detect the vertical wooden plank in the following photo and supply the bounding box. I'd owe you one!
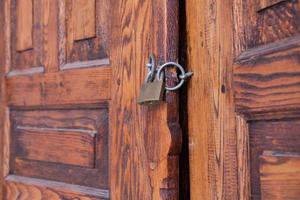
[110,0,152,199]
[260,153,300,200]
[186,0,238,199]
[72,0,96,41]
[145,0,181,199]
[16,0,33,51]
[0,0,4,198]
[237,116,251,200]
[110,0,180,199]
[43,0,59,72]
[0,0,11,198]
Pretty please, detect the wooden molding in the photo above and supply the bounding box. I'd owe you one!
[236,116,251,200]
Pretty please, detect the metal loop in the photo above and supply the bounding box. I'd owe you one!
[145,54,156,83]
[157,62,193,91]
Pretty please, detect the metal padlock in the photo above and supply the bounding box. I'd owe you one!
[137,80,164,105]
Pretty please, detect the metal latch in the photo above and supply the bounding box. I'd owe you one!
[138,54,193,105]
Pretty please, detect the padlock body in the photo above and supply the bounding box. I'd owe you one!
[138,80,164,105]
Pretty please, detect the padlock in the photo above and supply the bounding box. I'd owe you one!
[137,80,164,105]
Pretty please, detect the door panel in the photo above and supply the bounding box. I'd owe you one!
[0,0,181,199]
[234,0,300,199]
[186,0,300,199]
[4,0,111,198]
[260,152,300,200]
[249,120,300,199]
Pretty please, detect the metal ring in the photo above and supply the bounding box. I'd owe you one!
[156,62,186,91]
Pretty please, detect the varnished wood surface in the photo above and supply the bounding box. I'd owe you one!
[110,0,181,199]
[1,0,181,199]
[0,0,11,198]
[64,0,110,65]
[233,0,300,199]
[10,108,109,188]
[15,0,32,51]
[258,0,287,10]
[186,0,238,199]
[236,116,251,200]
[234,47,300,114]
[11,0,43,71]
[0,0,6,197]
[4,175,109,200]
[187,0,300,199]
[249,119,300,199]
[6,67,111,107]
[260,152,300,200]
[15,127,96,167]
[72,0,96,41]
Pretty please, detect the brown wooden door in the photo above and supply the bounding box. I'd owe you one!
[186,0,300,199]
[0,0,181,200]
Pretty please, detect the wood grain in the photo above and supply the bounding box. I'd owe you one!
[0,0,6,197]
[234,0,300,49]
[10,108,109,188]
[6,67,111,106]
[109,0,152,199]
[260,152,300,200]
[258,0,288,10]
[249,120,300,199]
[186,0,239,199]
[4,175,109,200]
[234,47,300,114]
[64,0,110,65]
[14,127,96,167]
[72,0,96,41]
[2,0,181,199]
[0,0,12,198]
[43,0,59,73]
[257,0,300,45]
[236,116,251,200]
[11,0,43,71]
[16,0,33,51]
[110,0,181,199]
[145,1,181,199]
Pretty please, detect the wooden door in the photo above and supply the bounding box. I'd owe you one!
[0,0,181,200]
[186,0,300,199]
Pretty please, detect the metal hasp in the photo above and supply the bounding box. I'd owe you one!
[138,54,193,105]
[157,62,193,91]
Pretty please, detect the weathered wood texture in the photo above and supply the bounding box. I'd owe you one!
[6,67,111,107]
[233,0,300,199]
[110,0,181,199]
[64,0,110,66]
[234,0,300,50]
[260,152,300,200]
[9,109,109,189]
[187,0,300,199]
[233,0,300,118]
[72,0,96,41]
[16,0,33,51]
[0,0,6,198]
[236,116,251,200]
[4,175,109,200]
[186,0,238,199]
[249,120,300,199]
[0,0,11,199]
[234,45,300,113]
[258,0,287,10]
[11,0,43,71]
[1,0,181,199]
